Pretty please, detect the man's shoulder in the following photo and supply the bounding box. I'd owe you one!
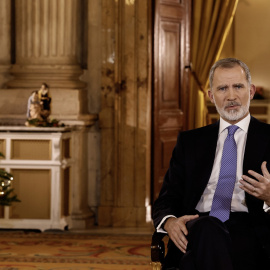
[180,122,219,137]
[177,122,219,144]
[250,116,270,131]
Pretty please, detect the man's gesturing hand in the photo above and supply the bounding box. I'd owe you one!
[164,215,199,253]
[240,161,270,205]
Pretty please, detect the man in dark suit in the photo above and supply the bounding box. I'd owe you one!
[152,58,270,270]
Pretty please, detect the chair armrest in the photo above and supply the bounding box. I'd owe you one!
[151,231,166,263]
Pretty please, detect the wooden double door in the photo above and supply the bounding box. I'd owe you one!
[152,0,191,202]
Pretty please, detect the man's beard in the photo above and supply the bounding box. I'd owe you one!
[213,97,250,122]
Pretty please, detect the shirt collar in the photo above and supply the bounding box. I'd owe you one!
[219,113,250,134]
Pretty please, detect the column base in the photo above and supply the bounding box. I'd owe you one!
[68,211,95,229]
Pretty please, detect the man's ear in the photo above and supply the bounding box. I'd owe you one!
[208,89,214,103]
[250,84,256,100]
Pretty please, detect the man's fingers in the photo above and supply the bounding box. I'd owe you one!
[181,215,199,235]
[261,161,270,180]
[179,242,187,253]
[179,224,188,236]
[169,226,188,253]
[240,177,256,189]
[245,162,270,184]
[165,215,199,254]
[176,234,188,253]
[241,161,270,195]
[170,223,188,246]
[173,240,186,254]
[183,214,199,222]
[245,171,264,184]
[240,162,270,203]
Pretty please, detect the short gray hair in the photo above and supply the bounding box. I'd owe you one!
[209,58,251,89]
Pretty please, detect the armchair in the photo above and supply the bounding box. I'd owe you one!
[150,231,167,270]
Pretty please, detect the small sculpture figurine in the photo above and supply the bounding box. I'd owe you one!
[25,83,62,127]
[38,83,51,120]
[26,90,42,120]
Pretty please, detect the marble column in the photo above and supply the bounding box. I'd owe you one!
[0,0,93,126]
[7,0,85,89]
[0,0,12,88]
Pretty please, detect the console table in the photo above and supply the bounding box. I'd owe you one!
[0,126,73,231]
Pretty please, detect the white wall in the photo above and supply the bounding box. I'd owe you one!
[222,0,270,98]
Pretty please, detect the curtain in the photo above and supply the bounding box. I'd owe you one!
[188,0,239,129]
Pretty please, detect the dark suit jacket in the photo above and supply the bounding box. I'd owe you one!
[152,116,270,256]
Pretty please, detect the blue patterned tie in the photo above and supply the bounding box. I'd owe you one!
[210,125,239,222]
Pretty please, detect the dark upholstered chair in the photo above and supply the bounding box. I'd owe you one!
[150,231,167,270]
[150,210,270,269]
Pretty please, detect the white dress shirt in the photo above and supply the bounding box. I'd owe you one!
[195,114,250,212]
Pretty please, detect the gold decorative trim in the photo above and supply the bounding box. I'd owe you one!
[150,262,162,270]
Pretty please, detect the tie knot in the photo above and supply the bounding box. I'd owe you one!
[227,125,239,136]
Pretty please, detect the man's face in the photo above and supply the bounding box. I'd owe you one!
[208,65,256,124]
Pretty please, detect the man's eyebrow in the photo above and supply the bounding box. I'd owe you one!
[216,84,228,89]
[233,83,245,86]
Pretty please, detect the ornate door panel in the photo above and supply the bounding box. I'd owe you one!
[152,0,190,201]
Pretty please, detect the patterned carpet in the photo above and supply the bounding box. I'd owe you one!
[0,231,153,270]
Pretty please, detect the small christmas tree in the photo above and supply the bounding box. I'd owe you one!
[0,153,20,206]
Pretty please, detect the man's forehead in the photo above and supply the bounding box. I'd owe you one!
[213,66,247,82]
[215,65,245,73]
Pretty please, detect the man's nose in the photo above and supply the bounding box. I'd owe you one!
[227,87,237,100]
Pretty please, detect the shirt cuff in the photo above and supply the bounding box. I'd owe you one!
[264,202,270,212]
[156,215,176,233]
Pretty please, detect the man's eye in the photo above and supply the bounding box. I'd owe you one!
[235,85,242,89]
[219,87,226,91]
